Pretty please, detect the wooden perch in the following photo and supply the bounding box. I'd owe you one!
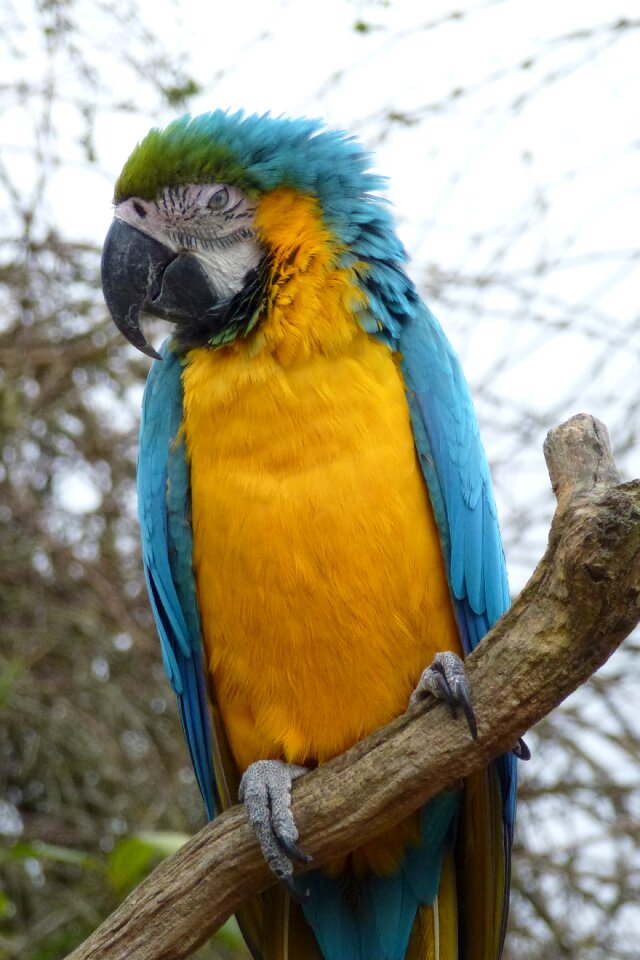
[67,414,640,960]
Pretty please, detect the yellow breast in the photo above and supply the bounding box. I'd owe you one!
[180,186,461,783]
[180,188,461,874]
[182,330,460,773]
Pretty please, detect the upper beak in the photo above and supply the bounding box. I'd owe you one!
[101,218,175,360]
[102,218,228,359]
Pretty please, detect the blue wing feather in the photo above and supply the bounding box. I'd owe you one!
[395,301,517,838]
[361,261,517,958]
[304,792,460,960]
[395,304,511,646]
[398,303,518,955]
[138,339,217,820]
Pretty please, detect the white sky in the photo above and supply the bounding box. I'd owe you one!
[3,0,639,588]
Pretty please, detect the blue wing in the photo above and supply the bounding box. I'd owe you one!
[137,339,217,819]
[302,273,518,959]
[397,301,517,948]
[363,261,518,958]
[397,304,511,650]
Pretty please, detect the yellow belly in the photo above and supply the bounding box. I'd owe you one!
[182,327,461,781]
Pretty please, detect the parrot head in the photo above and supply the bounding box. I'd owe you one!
[102,110,410,358]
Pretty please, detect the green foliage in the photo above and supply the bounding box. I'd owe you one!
[1,841,99,870]
[107,831,188,896]
[164,78,203,107]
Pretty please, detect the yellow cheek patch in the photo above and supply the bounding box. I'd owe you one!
[252,187,368,363]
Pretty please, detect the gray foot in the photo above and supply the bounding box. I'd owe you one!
[410,651,477,738]
[239,759,312,901]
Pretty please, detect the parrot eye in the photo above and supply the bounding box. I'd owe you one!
[208,187,230,212]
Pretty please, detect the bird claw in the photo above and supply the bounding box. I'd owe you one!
[239,759,312,900]
[512,736,531,760]
[410,651,478,738]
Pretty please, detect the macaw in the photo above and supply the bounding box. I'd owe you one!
[101,110,524,960]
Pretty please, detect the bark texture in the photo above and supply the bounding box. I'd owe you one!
[66,414,640,960]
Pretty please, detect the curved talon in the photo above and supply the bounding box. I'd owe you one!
[452,676,478,739]
[411,651,478,738]
[239,759,311,891]
[439,673,457,713]
[277,833,313,864]
[512,737,531,760]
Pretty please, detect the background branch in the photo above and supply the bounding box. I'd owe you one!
[66,414,640,960]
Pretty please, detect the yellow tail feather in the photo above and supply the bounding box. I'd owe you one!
[406,846,458,960]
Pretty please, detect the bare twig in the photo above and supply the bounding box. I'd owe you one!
[66,414,640,960]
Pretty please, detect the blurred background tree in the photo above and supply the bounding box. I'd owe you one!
[0,2,638,958]
[0,2,244,956]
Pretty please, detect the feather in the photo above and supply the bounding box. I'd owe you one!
[137,340,217,819]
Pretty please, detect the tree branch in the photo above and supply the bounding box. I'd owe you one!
[66,414,640,960]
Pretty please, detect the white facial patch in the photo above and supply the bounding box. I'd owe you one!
[114,182,264,297]
[192,237,263,297]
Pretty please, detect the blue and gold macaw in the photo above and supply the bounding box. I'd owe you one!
[101,111,524,960]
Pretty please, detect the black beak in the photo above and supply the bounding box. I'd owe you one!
[101,218,176,359]
[103,214,271,358]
